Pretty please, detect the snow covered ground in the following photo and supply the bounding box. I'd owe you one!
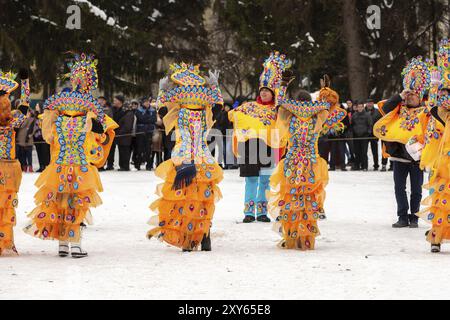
[1,169,449,300]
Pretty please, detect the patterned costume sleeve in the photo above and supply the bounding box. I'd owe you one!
[321,106,347,136]
[10,110,25,129]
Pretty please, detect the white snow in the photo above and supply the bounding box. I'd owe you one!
[1,169,450,300]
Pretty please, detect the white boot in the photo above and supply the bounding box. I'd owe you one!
[71,241,88,259]
[59,241,70,257]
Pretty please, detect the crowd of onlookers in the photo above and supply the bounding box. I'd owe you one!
[319,99,392,172]
[13,96,389,173]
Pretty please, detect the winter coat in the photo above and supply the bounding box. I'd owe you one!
[158,106,175,152]
[367,108,382,137]
[113,107,135,146]
[16,116,36,147]
[238,139,274,177]
[378,94,417,162]
[135,106,157,135]
[351,111,373,138]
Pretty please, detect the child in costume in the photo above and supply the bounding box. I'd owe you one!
[406,39,450,253]
[147,63,224,252]
[269,75,346,250]
[229,52,291,223]
[0,71,26,256]
[24,54,118,258]
[374,56,432,229]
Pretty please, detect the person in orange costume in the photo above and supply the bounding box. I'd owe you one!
[374,57,432,229]
[269,75,347,250]
[229,52,291,224]
[24,54,118,258]
[0,71,26,256]
[147,63,224,252]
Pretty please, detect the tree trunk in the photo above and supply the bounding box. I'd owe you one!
[341,0,368,101]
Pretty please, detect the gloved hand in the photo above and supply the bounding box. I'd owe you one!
[431,69,442,87]
[159,77,170,91]
[205,70,220,87]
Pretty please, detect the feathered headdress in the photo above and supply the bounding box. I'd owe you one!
[259,52,292,93]
[0,71,18,97]
[66,53,99,93]
[318,75,339,108]
[401,56,433,100]
[169,63,206,86]
[438,38,450,90]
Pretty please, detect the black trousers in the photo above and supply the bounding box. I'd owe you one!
[393,161,423,218]
[370,138,380,169]
[135,133,152,169]
[107,140,117,169]
[118,145,131,170]
[35,142,50,170]
[353,138,369,170]
[17,146,33,167]
[330,140,346,169]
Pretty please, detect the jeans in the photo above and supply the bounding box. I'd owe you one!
[393,161,424,218]
[244,175,270,217]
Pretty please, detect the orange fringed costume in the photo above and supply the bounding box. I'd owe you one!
[415,39,450,247]
[0,71,25,255]
[147,64,224,251]
[24,54,117,243]
[269,76,347,250]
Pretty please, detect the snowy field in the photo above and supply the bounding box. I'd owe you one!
[1,168,450,300]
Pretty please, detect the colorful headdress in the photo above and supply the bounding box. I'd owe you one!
[259,52,292,92]
[318,75,339,108]
[66,53,99,93]
[438,39,450,89]
[170,63,206,86]
[19,69,30,107]
[401,56,433,100]
[0,71,18,96]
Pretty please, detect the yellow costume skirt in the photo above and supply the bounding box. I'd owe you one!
[0,160,22,255]
[147,159,223,251]
[419,163,450,244]
[269,158,329,250]
[24,164,103,242]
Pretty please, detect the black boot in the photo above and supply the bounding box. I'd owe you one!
[409,214,419,229]
[431,244,441,253]
[257,215,271,223]
[392,216,409,228]
[201,233,212,252]
[243,215,256,223]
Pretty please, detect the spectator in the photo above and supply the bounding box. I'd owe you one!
[107,95,135,171]
[32,103,50,172]
[158,105,175,161]
[151,101,164,168]
[223,104,237,169]
[344,100,356,167]
[366,99,382,171]
[16,105,36,172]
[134,97,157,171]
[130,99,139,167]
[329,107,349,171]
[351,102,373,171]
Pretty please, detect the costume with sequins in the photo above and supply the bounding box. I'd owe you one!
[147,63,224,251]
[414,40,450,245]
[269,76,346,250]
[0,71,26,255]
[24,54,118,243]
